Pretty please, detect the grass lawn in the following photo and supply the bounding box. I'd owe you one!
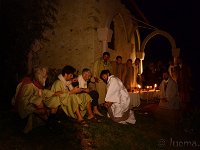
[0,101,200,150]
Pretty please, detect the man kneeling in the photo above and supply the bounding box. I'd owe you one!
[100,70,136,124]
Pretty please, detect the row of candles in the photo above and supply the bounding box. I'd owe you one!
[137,83,157,91]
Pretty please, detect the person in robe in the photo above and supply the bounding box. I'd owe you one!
[93,52,113,104]
[100,69,136,124]
[132,58,140,88]
[12,67,62,133]
[122,59,134,92]
[77,68,103,116]
[51,65,99,127]
[111,56,124,81]
[159,70,180,110]
[151,69,181,126]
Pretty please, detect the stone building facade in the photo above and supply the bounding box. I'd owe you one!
[35,0,141,72]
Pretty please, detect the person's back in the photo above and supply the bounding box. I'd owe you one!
[108,76,130,109]
[100,70,136,124]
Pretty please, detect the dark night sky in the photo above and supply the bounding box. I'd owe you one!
[132,0,200,88]
[134,0,200,62]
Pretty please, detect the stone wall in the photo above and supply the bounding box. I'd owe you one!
[37,0,139,72]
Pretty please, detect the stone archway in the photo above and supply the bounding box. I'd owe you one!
[141,29,176,52]
[140,29,180,68]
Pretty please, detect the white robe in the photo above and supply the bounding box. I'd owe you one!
[105,75,136,124]
[159,77,180,110]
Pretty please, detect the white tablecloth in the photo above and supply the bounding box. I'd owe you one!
[140,90,161,103]
[129,92,140,108]
[129,90,161,108]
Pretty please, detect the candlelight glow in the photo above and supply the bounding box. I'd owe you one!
[137,84,141,89]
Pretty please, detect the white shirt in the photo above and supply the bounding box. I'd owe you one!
[78,75,87,88]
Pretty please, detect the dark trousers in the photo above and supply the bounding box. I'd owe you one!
[89,90,99,107]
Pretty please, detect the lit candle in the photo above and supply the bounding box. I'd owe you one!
[154,84,157,91]
[146,86,149,91]
[137,84,141,93]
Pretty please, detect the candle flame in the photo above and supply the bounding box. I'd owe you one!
[137,84,141,89]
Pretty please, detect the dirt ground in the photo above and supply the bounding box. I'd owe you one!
[0,99,200,150]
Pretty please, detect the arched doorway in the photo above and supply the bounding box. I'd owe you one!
[140,29,180,73]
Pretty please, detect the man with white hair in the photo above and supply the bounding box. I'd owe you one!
[77,68,103,116]
[12,66,61,133]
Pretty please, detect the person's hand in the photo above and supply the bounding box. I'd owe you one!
[38,89,42,97]
[71,87,83,94]
[82,88,90,93]
[104,102,112,108]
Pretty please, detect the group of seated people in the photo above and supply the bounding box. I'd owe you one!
[12,64,136,134]
[12,65,104,133]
